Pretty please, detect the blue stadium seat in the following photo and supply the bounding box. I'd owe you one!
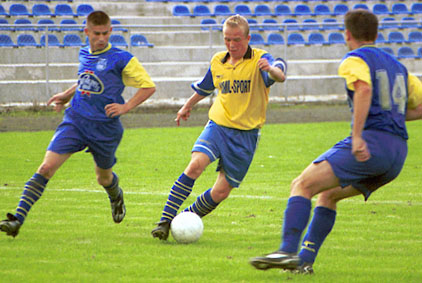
[10,4,32,17]
[397,46,417,59]
[321,18,343,30]
[307,32,326,45]
[111,19,128,32]
[274,4,292,16]
[130,34,154,47]
[294,4,312,16]
[213,5,232,17]
[0,19,12,31]
[283,18,300,31]
[234,4,253,17]
[17,34,41,48]
[327,32,345,44]
[192,5,212,17]
[313,4,331,16]
[380,17,399,29]
[32,4,53,17]
[407,31,422,43]
[0,4,9,17]
[372,4,390,15]
[262,19,280,31]
[76,4,94,17]
[287,33,305,45]
[60,19,81,32]
[333,4,348,16]
[353,4,369,11]
[266,33,284,45]
[418,47,422,58]
[249,33,265,45]
[247,19,259,31]
[55,4,76,17]
[37,19,57,32]
[380,47,395,57]
[400,17,418,29]
[0,34,17,47]
[109,34,128,48]
[391,3,410,15]
[40,34,63,47]
[63,34,83,47]
[411,3,422,14]
[172,5,191,17]
[200,18,218,31]
[376,32,388,44]
[388,31,405,44]
[254,4,273,17]
[14,19,36,32]
[301,19,320,31]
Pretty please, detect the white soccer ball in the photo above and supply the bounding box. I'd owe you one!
[171,212,203,244]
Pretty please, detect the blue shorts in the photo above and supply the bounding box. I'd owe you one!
[47,111,123,169]
[314,130,407,200]
[192,120,260,188]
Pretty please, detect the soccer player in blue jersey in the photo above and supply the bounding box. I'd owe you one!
[250,9,422,274]
[151,15,287,240]
[0,11,156,237]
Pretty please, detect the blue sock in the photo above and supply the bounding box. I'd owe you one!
[15,173,49,224]
[280,196,312,253]
[184,188,219,217]
[298,206,336,264]
[160,173,195,222]
[103,172,120,201]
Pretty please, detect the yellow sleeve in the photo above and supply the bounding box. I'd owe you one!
[122,57,156,88]
[407,73,422,109]
[338,56,371,91]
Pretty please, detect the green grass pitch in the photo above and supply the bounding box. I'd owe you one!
[0,120,421,282]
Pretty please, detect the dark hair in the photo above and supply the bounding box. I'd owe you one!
[344,9,378,42]
[86,10,111,26]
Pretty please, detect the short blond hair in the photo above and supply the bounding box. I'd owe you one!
[223,14,249,37]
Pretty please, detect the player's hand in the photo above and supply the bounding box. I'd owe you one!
[47,92,71,112]
[258,58,271,72]
[105,103,129,118]
[352,136,370,162]
[175,106,191,126]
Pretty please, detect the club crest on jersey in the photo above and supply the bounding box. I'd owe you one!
[96,58,107,71]
[77,70,104,95]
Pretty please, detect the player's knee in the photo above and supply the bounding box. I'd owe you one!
[96,174,113,187]
[37,163,55,179]
[185,160,205,179]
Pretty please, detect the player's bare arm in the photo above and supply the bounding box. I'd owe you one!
[47,83,78,112]
[258,58,286,82]
[351,80,372,162]
[175,92,206,126]
[105,87,155,118]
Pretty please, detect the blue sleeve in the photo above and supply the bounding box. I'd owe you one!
[260,53,287,87]
[191,67,215,96]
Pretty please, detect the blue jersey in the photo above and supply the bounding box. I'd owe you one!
[68,45,134,122]
[341,46,409,139]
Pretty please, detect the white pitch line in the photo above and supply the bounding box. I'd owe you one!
[1,186,420,205]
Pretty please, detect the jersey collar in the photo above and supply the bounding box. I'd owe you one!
[90,43,112,55]
[221,46,253,63]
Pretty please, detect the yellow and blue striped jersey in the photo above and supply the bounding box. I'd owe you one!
[70,43,155,121]
[338,45,422,139]
[192,47,284,130]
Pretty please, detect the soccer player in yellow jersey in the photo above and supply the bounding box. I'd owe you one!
[250,9,422,274]
[152,15,287,240]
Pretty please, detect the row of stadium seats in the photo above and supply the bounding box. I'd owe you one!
[380,46,422,59]
[0,3,93,17]
[248,31,422,46]
[0,18,127,32]
[173,3,422,17]
[200,17,422,31]
[0,33,154,48]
